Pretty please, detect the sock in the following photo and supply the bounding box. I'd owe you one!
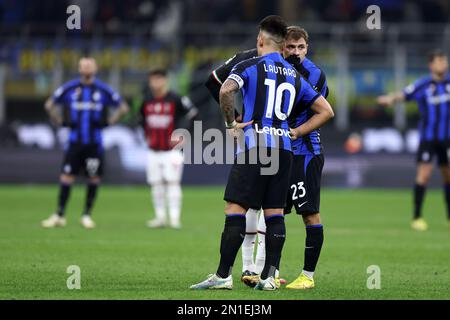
[151,183,166,222]
[261,215,285,280]
[57,183,71,217]
[242,208,259,273]
[83,183,98,216]
[444,184,450,220]
[167,183,182,226]
[302,270,314,279]
[413,184,426,219]
[255,212,266,274]
[303,224,324,274]
[216,214,246,278]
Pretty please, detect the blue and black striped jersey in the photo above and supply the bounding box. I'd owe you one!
[403,75,450,142]
[227,52,320,153]
[51,78,122,146]
[289,57,329,156]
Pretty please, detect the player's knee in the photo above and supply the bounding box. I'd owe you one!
[224,202,247,214]
[263,209,284,216]
[89,176,101,184]
[167,183,182,198]
[60,174,75,185]
[302,212,321,225]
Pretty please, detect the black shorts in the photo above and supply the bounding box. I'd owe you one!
[61,143,104,177]
[224,148,293,210]
[284,154,324,215]
[416,141,450,166]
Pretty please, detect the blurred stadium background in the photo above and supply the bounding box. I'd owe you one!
[1,0,449,301]
[0,0,449,188]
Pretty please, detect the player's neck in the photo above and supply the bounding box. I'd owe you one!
[152,90,168,99]
[260,46,282,57]
[80,78,95,85]
[432,72,446,82]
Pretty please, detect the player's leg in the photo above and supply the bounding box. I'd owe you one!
[286,154,324,289]
[255,149,292,291]
[42,146,80,228]
[437,142,450,227]
[146,149,166,228]
[286,213,323,290]
[80,175,100,229]
[58,174,76,218]
[164,150,184,229]
[80,146,104,229]
[241,208,259,278]
[190,152,263,290]
[412,142,434,230]
[254,211,266,275]
[190,201,247,290]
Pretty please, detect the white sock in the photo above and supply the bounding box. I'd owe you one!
[302,270,314,279]
[255,212,266,274]
[151,183,166,222]
[167,183,182,226]
[242,208,259,273]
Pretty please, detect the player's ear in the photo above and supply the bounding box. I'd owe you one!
[257,34,263,49]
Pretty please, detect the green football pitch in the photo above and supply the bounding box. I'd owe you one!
[0,185,448,300]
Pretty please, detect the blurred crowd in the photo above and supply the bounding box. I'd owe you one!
[1,0,449,32]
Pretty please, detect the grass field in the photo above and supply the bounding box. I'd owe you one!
[0,185,448,300]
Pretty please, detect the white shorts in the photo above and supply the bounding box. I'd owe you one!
[146,149,184,185]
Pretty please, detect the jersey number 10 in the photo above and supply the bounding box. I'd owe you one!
[264,79,296,121]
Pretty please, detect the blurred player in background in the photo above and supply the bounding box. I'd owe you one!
[41,57,129,229]
[377,49,450,231]
[141,69,198,229]
[205,26,331,290]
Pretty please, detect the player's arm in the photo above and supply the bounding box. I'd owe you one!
[219,79,252,131]
[376,92,405,106]
[108,100,129,125]
[174,95,199,129]
[44,97,63,126]
[205,71,222,104]
[290,96,334,140]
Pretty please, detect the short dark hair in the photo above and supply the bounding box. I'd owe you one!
[148,68,167,77]
[428,49,447,63]
[286,26,309,43]
[259,15,287,40]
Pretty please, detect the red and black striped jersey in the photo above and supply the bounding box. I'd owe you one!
[140,91,197,151]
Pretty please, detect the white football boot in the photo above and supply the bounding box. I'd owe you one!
[41,214,66,228]
[190,274,233,290]
[81,215,96,229]
[254,276,278,291]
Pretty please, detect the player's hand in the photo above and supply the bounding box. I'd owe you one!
[289,127,301,140]
[377,95,394,107]
[227,120,253,138]
[170,132,185,148]
[285,55,301,69]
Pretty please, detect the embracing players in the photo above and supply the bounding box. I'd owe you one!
[191,16,333,291]
[205,26,331,290]
[378,49,450,231]
[41,57,129,229]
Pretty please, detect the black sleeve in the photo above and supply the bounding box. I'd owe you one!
[174,94,198,129]
[205,72,221,104]
[204,49,257,104]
